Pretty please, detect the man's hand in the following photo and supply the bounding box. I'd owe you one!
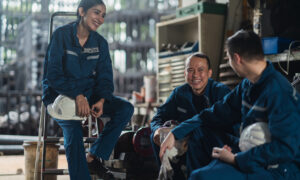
[153,128,162,146]
[212,145,235,165]
[91,98,105,118]
[159,132,175,160]
[76,94,90,117]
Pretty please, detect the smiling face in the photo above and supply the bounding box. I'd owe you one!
[79,4,106,31]
[185,56,212,95]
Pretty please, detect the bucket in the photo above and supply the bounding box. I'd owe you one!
[23,141,60,180]
[144,75,156,103]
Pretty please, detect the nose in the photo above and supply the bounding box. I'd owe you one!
[99,16,104,24]
[193,70,200,77]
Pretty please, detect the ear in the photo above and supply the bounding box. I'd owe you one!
[208,69,212,78]
[78,7,85,17]
[233,53,242,65]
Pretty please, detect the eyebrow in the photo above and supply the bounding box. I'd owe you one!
[91,7,103,12]
[92,8,106,16]
[93,9,101,12]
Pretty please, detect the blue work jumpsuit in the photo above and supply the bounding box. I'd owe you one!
[42,22,133,180]
[172,61,300,179]
[150,79,232,175]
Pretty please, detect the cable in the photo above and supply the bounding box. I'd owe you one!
[292,74,300,86]
[277,40,300,75]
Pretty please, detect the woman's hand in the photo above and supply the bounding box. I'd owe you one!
[76,94,90,117]
[91,98,105,118]
[212,145,236,165]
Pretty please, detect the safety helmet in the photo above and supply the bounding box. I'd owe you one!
[47,95,86,120]
[239,122,271,152]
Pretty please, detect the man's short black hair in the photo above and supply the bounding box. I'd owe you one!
[226,30,264,61]
[186,52,211,69]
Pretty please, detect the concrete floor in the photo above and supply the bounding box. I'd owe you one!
[0,154,69,180]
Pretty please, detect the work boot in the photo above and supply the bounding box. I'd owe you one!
[88,158,114,180]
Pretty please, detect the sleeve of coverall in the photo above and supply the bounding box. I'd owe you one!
[214,83,231,102]
[93,39,114,102]
[150,89,179,134]
[46,30,94,99]
[172,84,242,140]
[235,88,300,173]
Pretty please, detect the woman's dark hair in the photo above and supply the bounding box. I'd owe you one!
[77,0,105,20]
[226,30,264,61]
[186,52,211,69]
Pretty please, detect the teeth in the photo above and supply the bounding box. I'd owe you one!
[94,21,100,26]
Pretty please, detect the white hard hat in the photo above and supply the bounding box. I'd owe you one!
[239,122,271,152]
[47,95,85,120]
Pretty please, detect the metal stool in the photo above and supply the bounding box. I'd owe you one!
[35,103,98,180]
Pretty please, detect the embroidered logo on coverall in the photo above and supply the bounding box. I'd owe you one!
[83,47,99,53]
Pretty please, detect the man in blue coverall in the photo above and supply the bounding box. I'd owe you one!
[150,53,232,178]
[160,30,300,179]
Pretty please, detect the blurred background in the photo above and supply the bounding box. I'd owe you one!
[0,0,300,179]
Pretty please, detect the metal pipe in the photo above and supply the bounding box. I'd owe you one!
[0,145,65,155]
[0,145,24,155]
[0,135,38,145]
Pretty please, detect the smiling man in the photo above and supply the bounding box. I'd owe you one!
[160,30,300,180]
[150,53,232,179]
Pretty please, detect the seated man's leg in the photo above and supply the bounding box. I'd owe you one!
[189,160,275,180]
[150,132,161,166]
[90,96,134,160]
[186,127,231,175]
[189,160,245,180]
[55,119,91,180]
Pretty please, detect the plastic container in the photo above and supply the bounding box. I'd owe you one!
[262,37,292,55]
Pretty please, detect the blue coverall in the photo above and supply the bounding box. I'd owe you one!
[42,22,133,180]
[150,79,232,175]
[172,61,300,179]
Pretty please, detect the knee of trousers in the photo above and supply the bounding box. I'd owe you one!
[188,128,205,146]
[115,100,134,123]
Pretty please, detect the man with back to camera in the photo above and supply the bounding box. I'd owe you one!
[160,30,300,179]
[150,53,234,178]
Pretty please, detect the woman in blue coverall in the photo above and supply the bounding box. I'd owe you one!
[160,30,300,179]
[42,0,133,179]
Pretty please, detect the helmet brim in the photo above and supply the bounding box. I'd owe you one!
[47,104,85,121]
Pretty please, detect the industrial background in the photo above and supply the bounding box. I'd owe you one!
[0,0,300,179]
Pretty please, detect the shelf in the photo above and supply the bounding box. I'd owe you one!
[156,14,199,27]
[156,12,226,102]
[265,51,300,62]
